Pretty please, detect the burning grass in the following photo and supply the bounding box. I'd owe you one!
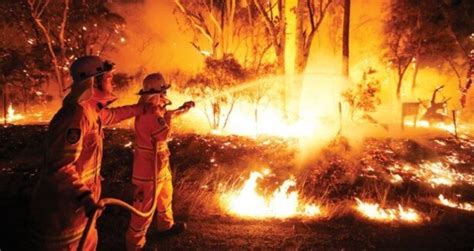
[354,198,424,223]
[1,126,474,249]
[220,170,323,218]
[436,194,474,212]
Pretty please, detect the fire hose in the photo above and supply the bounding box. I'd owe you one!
[77,143,161,251]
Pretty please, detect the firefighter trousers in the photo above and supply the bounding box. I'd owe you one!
[125,172,174,250]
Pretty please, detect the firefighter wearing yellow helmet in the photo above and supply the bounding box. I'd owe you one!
[126,73,194,250]
[30,56,157,250]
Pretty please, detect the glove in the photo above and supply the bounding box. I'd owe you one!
[80,193,104,218]
[179,101,195,112]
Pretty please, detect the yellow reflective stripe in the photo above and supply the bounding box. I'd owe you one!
[151,127,168,137]
[129,224,148,234]
[60,148,82,158]
[132,173,169,183]
[81,167,100,181]
[136,143,168,152]
[64,146,83,151]
[157,144,168,151]
[62,153,80,158]
[156,204,172,214]
[31,226,86,244]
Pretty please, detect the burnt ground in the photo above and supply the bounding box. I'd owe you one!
[0,125,474,250]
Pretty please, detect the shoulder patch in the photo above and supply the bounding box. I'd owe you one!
[157,117,166,126]
[66,128,81,144]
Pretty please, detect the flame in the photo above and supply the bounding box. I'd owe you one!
[3,104,25,124]
[220,170,322,218]
[389,174,403,184]
[437,194,474,212]
[404,120,455,133]
[354,198,422,223]
[387,162,474,187]
[220,105,322,138]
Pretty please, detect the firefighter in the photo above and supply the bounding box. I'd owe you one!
[29,56,157,250]
[125,73,194,250]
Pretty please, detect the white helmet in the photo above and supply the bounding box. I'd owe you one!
[69,56,114,82]
[138,73,170,95]
[66,56,116,106]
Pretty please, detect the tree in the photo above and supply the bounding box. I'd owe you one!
[383,0,469,98]
[26,0,70,97]
[175,0,242,59]
[0,1,52,113]
[23,0,126,97]
[242,63,276,134]
[186,54,246,130]
[437,0,473,108]
[342,67,381,123]
[295,0,333,74]
[253,0,286,74]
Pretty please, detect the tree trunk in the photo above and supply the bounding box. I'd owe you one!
[396,60,410,99]
[276,46,285,75]
[342,0,350,77]
[254,104,258,135]
[222,99,236,130]
[411,59,419,91]
[27,1,68,98]
[212,102,220,130]
[2,83,6,125]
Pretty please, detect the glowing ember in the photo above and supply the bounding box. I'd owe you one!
[389,174,403,184]
[221,171,322,218]
[354,198,422,223]
[437,194,474,212]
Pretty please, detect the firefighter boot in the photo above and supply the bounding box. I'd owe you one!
[156,222,186,237]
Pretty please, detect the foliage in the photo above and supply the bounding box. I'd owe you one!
[66,1,126,56]
[0,0,126,106]
[383,0,473,96]
[187,54,246,130]
[0,47,51,111]
[342,67,381,123]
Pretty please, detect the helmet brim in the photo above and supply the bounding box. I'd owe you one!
[137,84,171,95]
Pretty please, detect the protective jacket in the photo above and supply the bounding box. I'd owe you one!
[30,82,144,250]
[126,109,174,250]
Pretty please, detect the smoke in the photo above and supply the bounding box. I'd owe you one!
[107,0,202,75]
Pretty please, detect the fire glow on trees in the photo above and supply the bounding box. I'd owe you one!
[220,169,322,218]
[354,198,423,223]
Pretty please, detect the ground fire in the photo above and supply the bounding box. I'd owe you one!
[354,198,423,223]
[1,0,473,250]
[220,169,322,218]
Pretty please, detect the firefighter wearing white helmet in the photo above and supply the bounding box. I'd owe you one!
[30,55,158,250]
[126,73,194,250]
